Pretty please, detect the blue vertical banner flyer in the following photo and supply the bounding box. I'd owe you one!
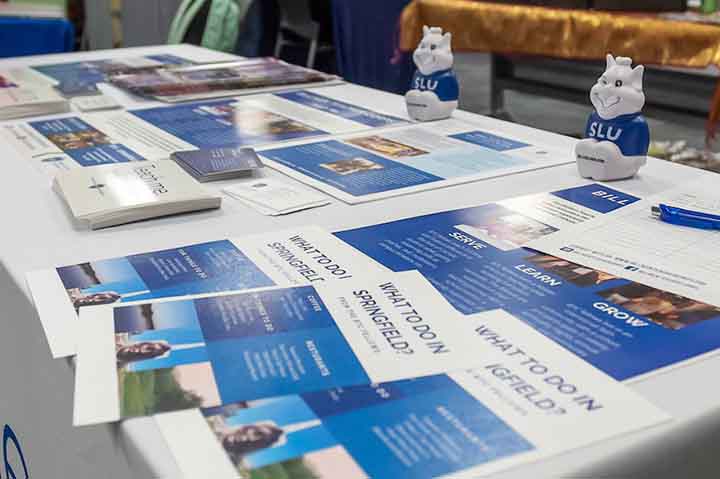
[73,271,487,425]
[26,226,383,358]
[154,309,669,479]
[257,119,573,204]
[335,183,720,380]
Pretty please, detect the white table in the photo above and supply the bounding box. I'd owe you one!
[1,44,719,479]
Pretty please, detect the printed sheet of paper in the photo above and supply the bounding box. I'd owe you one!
[257,118,573,204]
[526,176,720,307]
[154,309,669,479]
[73,271,481,425]
[26,226,384,358]
[1,85,409,176]
[334,182,720,381]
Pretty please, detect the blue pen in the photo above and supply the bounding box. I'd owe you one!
[651,203,720,230]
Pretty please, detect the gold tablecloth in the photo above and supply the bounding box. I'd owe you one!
[399,0,720,138]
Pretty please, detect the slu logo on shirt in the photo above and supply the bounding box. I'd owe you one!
[413,76,439,91]
[587,122,622,141]
[3,425,29,479]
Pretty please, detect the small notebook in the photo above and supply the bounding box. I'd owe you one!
[171,147,264,182]
[53,160,222,229]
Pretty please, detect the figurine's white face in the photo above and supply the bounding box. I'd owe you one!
[413,26,453,76]
[590,54,645,120]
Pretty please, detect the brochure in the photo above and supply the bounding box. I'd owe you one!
[26,226,383,358]
[107,58,341,102]
[223,178,330,216]
[0,85,69,120]
[28,54,191,88]
[334,183,720,381]
[74,271,482,425]
[171,146,264,182]
[154,309,669,479]
[257,118,573,204]
[52,160,222,229]
[1,86,408,175]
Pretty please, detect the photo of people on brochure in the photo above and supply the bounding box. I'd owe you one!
[203,396,363,479]
[113,300,221,416]
[599,283,720,330]
[526,253,618,287]
[347,135,429,158]
[45,128,111,151]
[319,157,384,175]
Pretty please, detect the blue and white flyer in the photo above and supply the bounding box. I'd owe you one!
[26,226,382,358]
[73,271,484,425]
[1,84,409,175]
[335,183,720,380]
[256,118,572,204]
[153,309,669,479]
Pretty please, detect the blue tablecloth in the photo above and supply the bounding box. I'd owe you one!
[0,16,74,58]
[332,0,414,94]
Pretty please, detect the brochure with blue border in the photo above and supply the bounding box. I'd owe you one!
[1,84,409,175]
[256,118,573,204]
[153,308,669,479]
[335,182,720,381]
[27,227,384,358]
[73,271,487,425]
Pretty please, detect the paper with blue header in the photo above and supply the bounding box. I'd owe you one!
[73,271,486,425]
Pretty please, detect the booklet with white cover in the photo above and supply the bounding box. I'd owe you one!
[153,309,670,479]
[73,271,483,425]
[53,160,221,229]
[0,70,69,120]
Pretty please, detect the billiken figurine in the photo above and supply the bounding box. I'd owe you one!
[576,54,650,181]
[405,26,459,121]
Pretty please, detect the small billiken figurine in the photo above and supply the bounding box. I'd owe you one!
[405,26,459,122]
[576,54,650,181]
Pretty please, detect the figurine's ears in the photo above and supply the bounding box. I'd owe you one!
[440,32,452,49]
[630,65,644,90]
[605,54,616,70]
[423,25,430,36]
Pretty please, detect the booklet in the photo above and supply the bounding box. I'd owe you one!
[257,118,573,204]
[107,58,342,102]
[1,86,409,175]
[153,308,669,479]
[53,160,222,229]
[171,146,264,182]
[74,271,484,425]
[26,226,383,358]
[334,183,720,381]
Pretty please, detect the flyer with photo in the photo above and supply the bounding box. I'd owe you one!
[29,54,191,87]
[335,183,720,381]
[27,226,383,358]
[73,271,482,425]
[257,119,573,204]
[154,309,669,479]
[1,86,409,175]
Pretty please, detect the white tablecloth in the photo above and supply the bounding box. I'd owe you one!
[0,44,718,479]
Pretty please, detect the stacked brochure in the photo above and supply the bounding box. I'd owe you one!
[171,146,264,182]
[107,58,341,102]
[53,160,222,229]
[0,71,69,120]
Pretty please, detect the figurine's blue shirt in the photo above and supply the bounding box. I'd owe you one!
[585,111,650,157]
[411,69,459,102]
